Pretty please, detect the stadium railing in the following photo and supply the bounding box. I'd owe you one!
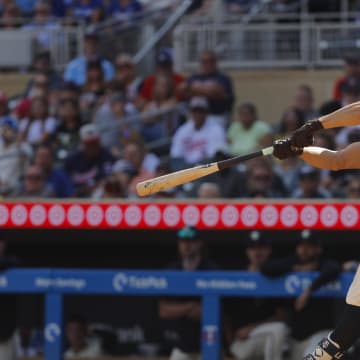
[0,268,353,360]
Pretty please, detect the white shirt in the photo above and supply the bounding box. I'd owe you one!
[64,338,102,358]
[170,117,227,164]
[19,117,57,145]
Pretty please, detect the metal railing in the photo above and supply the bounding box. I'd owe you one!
[174,18,360,71]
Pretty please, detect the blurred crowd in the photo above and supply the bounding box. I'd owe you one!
[0,28,360,200]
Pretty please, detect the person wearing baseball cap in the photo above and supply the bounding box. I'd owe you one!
[139,48,185,102]
[261,230,341,359]
[64,31,114,86]
[0,116,31,196]
[159,226,217,359]
[226,231,288,360]
[64,124,115,197]
[170,96,227,172]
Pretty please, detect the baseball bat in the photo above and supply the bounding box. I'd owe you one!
[136,146,274,197]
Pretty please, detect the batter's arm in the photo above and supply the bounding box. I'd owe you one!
[301,142,360,170]
[320,101,360,129]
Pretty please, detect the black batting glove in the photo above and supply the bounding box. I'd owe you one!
[290,119,323,148]
[273,139,303,160]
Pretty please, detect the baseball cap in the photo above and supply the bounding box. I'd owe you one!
[80,124,99,142]
[246,231,271,248]
[177,226,200,241]
[189,96,209,110]
[1,116,18,131]
[156,48,173,66]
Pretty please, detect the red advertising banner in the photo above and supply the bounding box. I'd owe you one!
[0,202,359,229]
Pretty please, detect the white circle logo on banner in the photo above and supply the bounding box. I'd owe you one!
[48,205,65,226]
[240,205,259,227]
[340,205,359,228]
[280,205,298,227]
[67,205,85,226]
[182,205,200,226]
[29,205,47,226]
[0,204,9,225]
[144,205,161,227]
[202,205,220,227]
[11,204,28,226]
[261,205,279,227]
[163,205,180,227]
[221,205,239,227]
[300,206,318,227]
[320,205,338,227]
[124,205,142,226]
[105,205,122,226]
[86,205,104,226]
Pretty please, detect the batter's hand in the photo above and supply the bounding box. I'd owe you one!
[290,119,323,148]
[273,139,303,160]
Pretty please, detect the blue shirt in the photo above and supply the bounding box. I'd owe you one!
[15,0,37,14]
[71,0,102,19]
[48,168,74,198]
[64,56,115,86]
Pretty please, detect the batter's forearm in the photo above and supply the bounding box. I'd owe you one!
[320,101,360,129]
[301,142,360,170]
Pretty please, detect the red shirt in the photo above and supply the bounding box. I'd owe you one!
[139,73,185,101]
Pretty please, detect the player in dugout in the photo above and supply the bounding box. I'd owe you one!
[273,100,360,359]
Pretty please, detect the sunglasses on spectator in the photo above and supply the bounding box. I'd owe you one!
[25,174,43,181]
[116,63,132,69]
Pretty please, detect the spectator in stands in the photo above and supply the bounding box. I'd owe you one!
[196,181,221,198]
[141,74,178,143]
[170,96,227,170]
[122,140,159,196]
[15,0,37,15]
[92,173,127,199]
[58,81,81,104]
[34,145,73,197]
[19,96,58,147]
[0,117,31,197]
[23,52,62,96]
[344,175,360,199]
[0,237,19,360]
[262,230,341,359]
[139,48,184,105]
[292,84,317,121]
[227,102,272,156]
[114,53,142,102]
[16,164,54,197]
[80,59,107,121]
[275,107,305,140]
[333,55,360,102]
[14,327,43,357]
[159,226,217,359]
[22,72,50,99]
[227,231,289,360]
[67,0,102,22]
[107,0,142,22]
[206,148,245,197]
[22,0,60,50]
[239,157,288,197]
[54,98,83,162]
[1,3,21,29]
[291,165,331,198]
[0,91,9,120]
[179,49,234,125]
[65,124,115,197]
[64,32,114,87]
[65,315,103,358]
[93,89,140,153]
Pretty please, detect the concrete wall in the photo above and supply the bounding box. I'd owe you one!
[229,69,342,124]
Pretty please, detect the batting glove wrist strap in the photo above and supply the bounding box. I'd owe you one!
[290,119,323,148]
[303,336,344,360]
